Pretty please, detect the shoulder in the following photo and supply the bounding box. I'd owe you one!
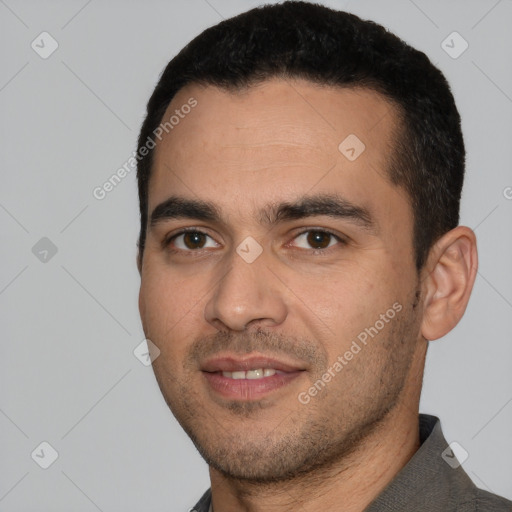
[190,488,212,512]
[470,487,512,511]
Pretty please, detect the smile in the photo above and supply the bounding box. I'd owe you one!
[200,354,306,400]
[219,368,282,379]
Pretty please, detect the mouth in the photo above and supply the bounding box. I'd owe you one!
[201,354,306,400]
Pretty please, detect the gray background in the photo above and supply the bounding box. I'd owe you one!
[1,0,511,510]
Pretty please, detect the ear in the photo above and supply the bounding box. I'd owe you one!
[420,226,478,341]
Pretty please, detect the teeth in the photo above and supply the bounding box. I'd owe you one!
[246,369,263,379]
[221,368,277,379]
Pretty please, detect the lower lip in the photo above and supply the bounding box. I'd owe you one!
[202,371,303,400]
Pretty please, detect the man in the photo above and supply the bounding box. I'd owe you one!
[136,2,512,511]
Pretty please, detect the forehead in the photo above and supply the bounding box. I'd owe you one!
[149,78,404,222]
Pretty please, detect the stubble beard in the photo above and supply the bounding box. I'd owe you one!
[153,291,422,485]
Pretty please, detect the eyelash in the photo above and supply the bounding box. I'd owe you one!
[162,227,347,255]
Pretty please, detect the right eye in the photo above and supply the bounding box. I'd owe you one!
[164,229,219,252]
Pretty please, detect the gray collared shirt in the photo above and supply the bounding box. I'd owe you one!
[190,414,512,511]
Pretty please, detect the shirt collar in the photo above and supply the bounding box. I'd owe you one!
[365,414,476,511]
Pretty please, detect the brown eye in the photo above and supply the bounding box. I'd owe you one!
[306,230,332,249]
[167,230,219,251]
[292,229,344,251]
[183,232,207,249]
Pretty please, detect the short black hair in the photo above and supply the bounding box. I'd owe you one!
[136,0,465,272]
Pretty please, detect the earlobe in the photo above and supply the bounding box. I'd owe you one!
[420,226,478,341]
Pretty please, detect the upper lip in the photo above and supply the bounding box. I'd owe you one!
[201,354,305,373]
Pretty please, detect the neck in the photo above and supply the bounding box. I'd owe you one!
[209,403,421,512]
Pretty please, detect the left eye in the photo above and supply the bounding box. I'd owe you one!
[292,230,343,250]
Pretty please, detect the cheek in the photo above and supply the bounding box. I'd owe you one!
[139,268,198,343]
[298,265,402,354]
[139,276,194,382]
[288,269,376,337]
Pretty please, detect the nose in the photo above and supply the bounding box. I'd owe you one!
[204,244,288,331]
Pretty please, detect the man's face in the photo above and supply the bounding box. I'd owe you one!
[138,79,424,481]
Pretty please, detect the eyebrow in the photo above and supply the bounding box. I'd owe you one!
[149,194,377,233]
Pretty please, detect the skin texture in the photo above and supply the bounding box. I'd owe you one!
[138,78,478,512]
